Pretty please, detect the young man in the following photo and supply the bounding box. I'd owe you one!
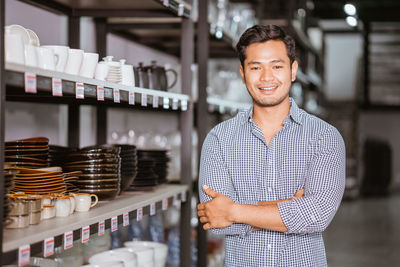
[197,25,345,266]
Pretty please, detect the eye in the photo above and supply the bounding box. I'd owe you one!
[273,65,283,69]
[250,66,261,70]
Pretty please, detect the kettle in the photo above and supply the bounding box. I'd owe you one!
[145,61,178,91]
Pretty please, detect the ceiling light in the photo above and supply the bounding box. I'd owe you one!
[344,3,356,16]
[346,16,358,27]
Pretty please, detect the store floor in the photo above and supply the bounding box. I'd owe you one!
[324,194,400,266]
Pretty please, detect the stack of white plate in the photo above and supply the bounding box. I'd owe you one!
[107,61,122,83]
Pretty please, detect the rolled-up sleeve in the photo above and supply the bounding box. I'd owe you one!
[199,131,254,237]
[278,127,346,234]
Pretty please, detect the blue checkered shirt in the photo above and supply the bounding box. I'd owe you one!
[199,99,346,267]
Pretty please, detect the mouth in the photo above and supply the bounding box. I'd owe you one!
[258,85,279,93]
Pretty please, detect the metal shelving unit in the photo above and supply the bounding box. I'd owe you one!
[0,0,194,266]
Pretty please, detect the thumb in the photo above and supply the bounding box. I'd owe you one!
[203,185,218,198]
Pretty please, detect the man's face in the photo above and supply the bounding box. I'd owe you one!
[240,40,298,108]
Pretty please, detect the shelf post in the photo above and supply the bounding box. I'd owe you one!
[363,21,370,107]
[196,0,209,266]
[0,0,5,260]
[180,7,194,267]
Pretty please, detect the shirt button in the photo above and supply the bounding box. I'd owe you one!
[267,244,272,249]
[268,187,273,192]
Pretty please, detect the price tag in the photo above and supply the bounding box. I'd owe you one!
[43,237,54,258]
[97,86,104,101]
[113,88,120,103]
[181,191,187,203]
[152,96,159,108]
[75,82,84,99]
[141,93,147,106]
[178,3,184,16]
[163,97,170,109]
[18,244,30,266]
[150,203,156,216]
[129,91,135,105]
[52,78,62,96]
[24,72,37,93]
[173,194,180,207]
[98,220,105,236]
[63,231,73,250]
[123,212,130,226]
[172,98,179,110]
[137,208,143,221]
[181,100,188,111]
[163,0,169,7]
[219,105,225,114]
[111,216,118,232]
[162,198,168,210]
[81,226,90,243]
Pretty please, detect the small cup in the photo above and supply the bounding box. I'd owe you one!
[36,46,56,70]
[42,45,69,72]
[41,205,55,220]
[73,193,98,212]
[5,31,25,65]
[80,52,99,78]
[24,44,38,67]
[95,62,109,81]
[65,48,84,75]
[68,195,75,215]
[54,197,71,217]
[40,195,53,208]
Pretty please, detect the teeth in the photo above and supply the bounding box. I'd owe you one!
[260,86,276,90]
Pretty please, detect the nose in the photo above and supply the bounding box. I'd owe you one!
[260,67,274,82]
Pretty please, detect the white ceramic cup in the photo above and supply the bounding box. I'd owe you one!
[89,250,137,267]
[42,45,69,72]
[26,28,40,46]
[68,195,75,215]
[121,64,135,86]
[73,193,98,212]
[24,44,38,67]
[119,244,154,267]
[41,205,55,220]
[6,24,30,45]
[40,195,52,208]
[65,48,84,75]
[94,62,109,81]
[36,46,56,70]
[80,52,99,78]
[5,31,25,65]
[55,197,70,217]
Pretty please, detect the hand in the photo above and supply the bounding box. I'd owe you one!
[197,185,236,230]
[294,188,305,199]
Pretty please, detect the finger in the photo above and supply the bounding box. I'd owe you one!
[199,216,208,223]
[197,203,204,210]
[203,223,211,230]
[202,185,218,198]
[197,210,205,217]
[295,188,305,198]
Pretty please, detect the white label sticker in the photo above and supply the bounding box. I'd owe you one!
[111,216,118,232]
[162,198,168,210]
[113,88,120,103]
[181,191,187,203]
[43,237,54,258]
[18,244,30,266]
[24,72,37,93]
[97,86,104,101]
[129,91,135,105]
[178,3,184,16]
[52,77,62,96]
[152,96,159,108]
[75,82,84,99]
[181,100,188,111]
[98,220,105,236]
[123,212,129,226]
[163,0,169,6]
[81,226,90,243]
[141,93,148,106]
[64,231,73,250]
[172,98,179,110]
[163,97,170,109]
[150,203,156,216]
[137,208,143,221]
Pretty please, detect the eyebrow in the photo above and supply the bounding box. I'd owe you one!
[246,59,286,65]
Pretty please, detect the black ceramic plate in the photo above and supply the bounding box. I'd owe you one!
[79,188,119,200]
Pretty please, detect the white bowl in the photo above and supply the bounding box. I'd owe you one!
[89,250,136,267]
[6,24,30,45]
[115,246,153,266]
[124,241,167,262]
[80,261,124,267]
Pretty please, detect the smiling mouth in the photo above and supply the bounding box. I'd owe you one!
[258,85,278,91]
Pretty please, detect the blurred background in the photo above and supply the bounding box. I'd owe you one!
[2,0,400,266]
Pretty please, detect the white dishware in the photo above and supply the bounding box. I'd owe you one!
[89,250,137,267]
[41,205,55,219]
[26,28,40,46]
[65,48,84,75]
[36,46,56,70]
[118,245,154,267]
[94,62,109,81]
[124,241,166,267]
[6,24,30,45]
[4,30,25,65]
[42,45,69,72]
[121,63,135,86]
[68,195,75,215]
[30,257,58,267]
[24,44,38,67]
[40,195,52,207]
[80,261,124,267]
[72,193,98,212]
[80,52,99,78]
[54,197,70,217]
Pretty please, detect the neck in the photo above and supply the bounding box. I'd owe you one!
[252,97,290,128]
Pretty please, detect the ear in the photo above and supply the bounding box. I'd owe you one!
[240,65,246,84]
[291,60,298,82]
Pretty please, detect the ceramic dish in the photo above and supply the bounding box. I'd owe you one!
[79,188,119,200]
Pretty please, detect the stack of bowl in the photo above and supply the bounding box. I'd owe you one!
[110,145,138,193]
[63,146,121,200]
[130,158,158,189]
[136,150,170,185]
[5,137,50,169]
[48,145,76,167]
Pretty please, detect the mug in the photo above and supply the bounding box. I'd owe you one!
[24,44,38,67]
[40,195,52,208]
[68,195,75,215]
[121,64,135,86]
[80,52,99,78]
[65,48,84,75]
[73,193,98,212]
[54,197,70,217]
[5,32,25,65]
[41,205,55,220]
[36,46,56,70]
[42,45,69,72]
[94,62,109,81]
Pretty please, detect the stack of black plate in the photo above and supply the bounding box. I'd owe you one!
[111,145,138,193]
[130,150,170,188]
[5,137,50,169]
[48,145,76,167]
[63,146,121,200]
